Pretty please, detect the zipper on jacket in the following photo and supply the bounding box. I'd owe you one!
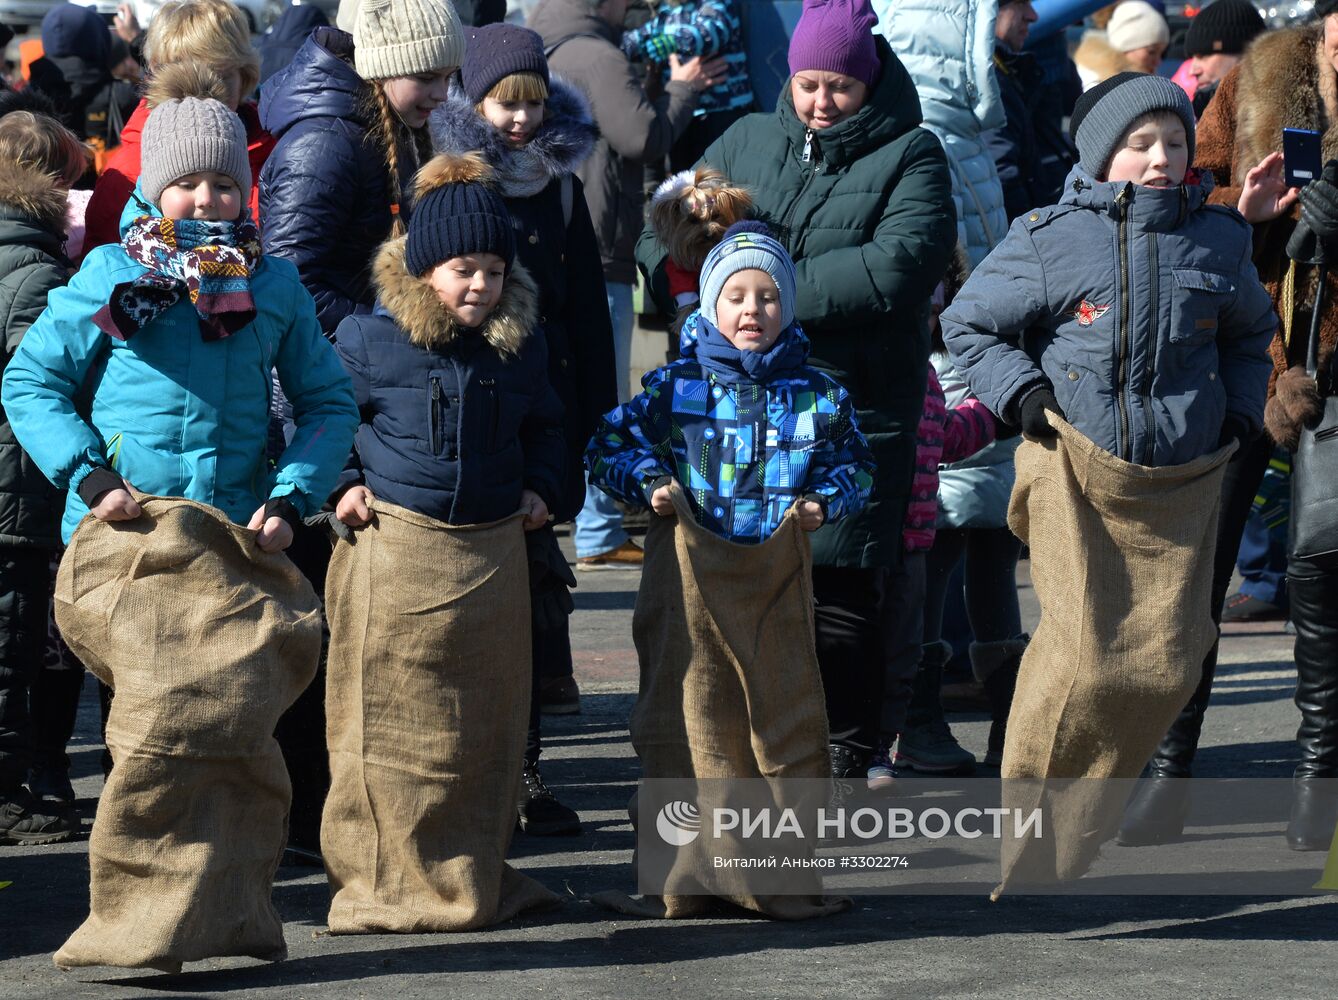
[1115,185,1132,463]
[801,127,814,163]
[1141,232,1159,466]
[429,376,442,454]
[781,135,822,251]
[480,376,498,449]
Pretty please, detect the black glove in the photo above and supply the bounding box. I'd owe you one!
[304,510,355,544]
[1217,413,1255,452]
[527,524,577,633]
[1018,387,1063,439]
[1292,160,1338,262]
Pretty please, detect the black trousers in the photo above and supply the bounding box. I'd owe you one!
[922,527,1022,645]
[526,616,573,767]
[0,548,54,794]
[814,565,889,757]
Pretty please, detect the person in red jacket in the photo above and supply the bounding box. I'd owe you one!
[81,0,272,260]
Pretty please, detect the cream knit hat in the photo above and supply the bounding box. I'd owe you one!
[140,97,250,206]
[353,0,466,80]
[1107,1,1170,54]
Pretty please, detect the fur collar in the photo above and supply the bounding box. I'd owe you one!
[372,235,539,357]
[0,158,69,235]
[429,75,598,198]
[1073,32,1133,83]
[1233,24,1338,185]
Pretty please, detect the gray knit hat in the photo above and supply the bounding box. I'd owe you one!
[700,223,798,331]
[1070,72,1196,179]
[140,97,250,206]
[354,0,465,80]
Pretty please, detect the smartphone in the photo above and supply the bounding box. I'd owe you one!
[1284,128,1323,189]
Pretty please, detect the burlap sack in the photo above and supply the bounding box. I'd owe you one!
[321,499,559,933]
[52,496,322,972]
[997,417,1233,894]
[595,487,847,920]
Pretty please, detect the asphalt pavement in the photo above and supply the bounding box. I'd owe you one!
[2,535,1335,1000]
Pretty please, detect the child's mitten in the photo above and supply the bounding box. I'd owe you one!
[1018,387,1062,439]
[639,33,676,64]
[528,525,577,632]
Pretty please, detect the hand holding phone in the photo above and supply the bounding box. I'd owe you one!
[1284,128,1323,189]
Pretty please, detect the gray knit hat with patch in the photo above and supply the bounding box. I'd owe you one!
[1070,71,1196,179]
[354,0,465,80]
[140,96,250,206]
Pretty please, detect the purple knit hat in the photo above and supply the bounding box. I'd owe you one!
[786,0,881,88]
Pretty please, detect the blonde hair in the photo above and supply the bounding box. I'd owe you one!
[0,112,90,188]
[144,0,260,100]
[370,82,433,237]
[482,71,549,105]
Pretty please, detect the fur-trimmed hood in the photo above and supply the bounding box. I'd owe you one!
[371,234,539,356]
[428,75,598,198]
[1232,23,1338,186]
[0,157,69,238]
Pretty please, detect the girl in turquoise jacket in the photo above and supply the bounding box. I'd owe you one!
[1,95,358,549]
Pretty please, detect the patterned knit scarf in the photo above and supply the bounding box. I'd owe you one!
[93,217,262,342]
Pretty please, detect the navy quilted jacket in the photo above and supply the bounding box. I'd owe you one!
[333,237,565,525]
[259,27,418,336]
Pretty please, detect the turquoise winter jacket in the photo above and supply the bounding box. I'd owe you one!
[1,184,359,542]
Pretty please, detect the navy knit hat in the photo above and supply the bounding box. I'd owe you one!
[460,23,549,105]
[700,223,798,330]
[405,153,516,276]
[41,2,110,66]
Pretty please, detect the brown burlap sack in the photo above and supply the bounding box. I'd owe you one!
[997,417,1233,894]
[52,496,322,972]
[321,499,559,933]
[595,486,847,920]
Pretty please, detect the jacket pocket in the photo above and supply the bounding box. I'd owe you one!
[1171,268,1235,345]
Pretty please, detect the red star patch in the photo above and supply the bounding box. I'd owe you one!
[1074,300,1111,327]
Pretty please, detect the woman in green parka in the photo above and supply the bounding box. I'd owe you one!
[636,0,954,781]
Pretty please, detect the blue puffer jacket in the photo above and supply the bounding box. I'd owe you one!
[586,313,875,543]
[333,236,566,525]
[941,166,1277,467]
[259,27,418,336]
[0,184,359,543]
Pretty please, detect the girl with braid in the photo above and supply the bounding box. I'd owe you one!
[259,0,466,336]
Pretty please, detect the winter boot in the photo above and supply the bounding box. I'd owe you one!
[517,763,581,836]
[0,786,75,845]
[28,664,85,807]
[896,641,976,775]
[1117,642,1220,846]
[1285,574,1338,851]
[970,636,1028,768]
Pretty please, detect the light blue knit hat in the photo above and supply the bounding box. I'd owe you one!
[699,224,798,330]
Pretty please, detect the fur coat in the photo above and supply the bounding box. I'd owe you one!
[1196,22,1338,447]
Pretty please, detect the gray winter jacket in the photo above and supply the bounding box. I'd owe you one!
[940,165,1276,467]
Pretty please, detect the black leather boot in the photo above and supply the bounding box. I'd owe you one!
[1116,642,1218,846]
[970,636,1028,768]
[1285,573,1338,851]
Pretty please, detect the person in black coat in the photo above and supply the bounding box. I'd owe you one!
[258,2,330,86]
[28,2,138,148]
[430,23,616,836]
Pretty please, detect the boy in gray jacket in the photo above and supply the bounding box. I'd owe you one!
[940,72,1275,466]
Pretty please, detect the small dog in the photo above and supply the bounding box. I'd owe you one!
[651,166,754,312]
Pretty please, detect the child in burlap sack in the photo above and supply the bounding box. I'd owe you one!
[587,223,874,542]
[585,225,870,918]
[938,74,1278,885]
[321,151,565,933]
[1,94,358,550]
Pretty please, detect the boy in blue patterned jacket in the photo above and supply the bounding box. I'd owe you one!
[587,225,874,543]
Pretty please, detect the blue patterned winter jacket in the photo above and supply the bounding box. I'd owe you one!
[620,0,752,117]
[586,313,875,542]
